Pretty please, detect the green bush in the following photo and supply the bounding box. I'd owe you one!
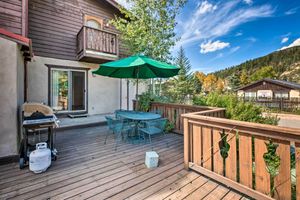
[165,120,175,133]
[193,92,279,125]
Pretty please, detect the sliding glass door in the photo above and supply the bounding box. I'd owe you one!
[50,68,86,112]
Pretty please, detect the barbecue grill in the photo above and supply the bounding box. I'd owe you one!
[19,103,59,169]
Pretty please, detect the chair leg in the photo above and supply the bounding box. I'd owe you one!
[148,134,152,144]
[115,131,121,151]
[148,134,153,150]
[164,132,169,148]
[104,130,111,145]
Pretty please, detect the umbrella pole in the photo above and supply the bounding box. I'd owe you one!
[127,79,129,110]
[136,67,139,111]
[119,79,122,109]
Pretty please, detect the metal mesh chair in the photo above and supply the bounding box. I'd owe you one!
[138,118,168,149]
[104,116,134,150]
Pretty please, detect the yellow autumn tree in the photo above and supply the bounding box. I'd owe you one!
[240,69,249,86]
[195,71,206,83]
[216,78,224,92]
[203,74,218,92]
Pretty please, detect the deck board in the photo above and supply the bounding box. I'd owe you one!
[0,126,245,200]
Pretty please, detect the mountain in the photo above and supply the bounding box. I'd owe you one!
[213,46,300,81]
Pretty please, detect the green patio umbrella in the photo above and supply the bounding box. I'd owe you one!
[92,55,180,108]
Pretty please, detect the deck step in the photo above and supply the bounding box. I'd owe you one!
[68,114,88,118]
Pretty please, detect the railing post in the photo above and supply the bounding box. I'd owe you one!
[183,117,190,170]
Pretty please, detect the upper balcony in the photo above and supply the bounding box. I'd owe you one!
[76,26,119,63]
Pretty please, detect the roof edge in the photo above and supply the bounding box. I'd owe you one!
[237,78,300,91]
[0,28,30,46]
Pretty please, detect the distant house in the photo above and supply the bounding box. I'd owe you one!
[237,78,300,100]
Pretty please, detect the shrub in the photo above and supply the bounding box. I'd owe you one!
[193,92,279,125]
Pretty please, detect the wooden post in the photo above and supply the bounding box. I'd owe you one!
[183,118,190,170]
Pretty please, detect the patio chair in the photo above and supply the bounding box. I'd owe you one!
[115,109,133,123]
[138,118,168,149]
[104,116,134,150]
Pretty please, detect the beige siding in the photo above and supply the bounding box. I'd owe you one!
[0,37,24,158]
[290,90,300,98]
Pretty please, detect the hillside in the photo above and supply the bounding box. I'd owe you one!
[213,46,300,81]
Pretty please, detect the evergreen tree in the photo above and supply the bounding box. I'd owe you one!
[240,69,249,86]
[228,73,241,91]
[162,47,194,103]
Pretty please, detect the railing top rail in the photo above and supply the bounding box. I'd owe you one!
[148,101,221,110]
[83,26,118,36]
[182,113,300,142]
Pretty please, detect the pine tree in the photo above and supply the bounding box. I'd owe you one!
[228,73,241,91]
[176,46,192,81]
[162,47,194,103]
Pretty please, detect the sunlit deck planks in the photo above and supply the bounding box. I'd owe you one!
[0,126,246,200]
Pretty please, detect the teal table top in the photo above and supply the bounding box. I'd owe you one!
[118,111,161,121]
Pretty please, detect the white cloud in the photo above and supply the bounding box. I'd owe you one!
[196,1,217,15]
[246,37,257,42]
[200,40,230,54]
[281,37,289,44]
[285,7,299,15]
[176,1,274,49]
[280,38,300,50]
[229,46,240,53]
[235,32,243,36]
[243,0,253,5]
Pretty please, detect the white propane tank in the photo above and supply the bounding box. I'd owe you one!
[29,142,51,173]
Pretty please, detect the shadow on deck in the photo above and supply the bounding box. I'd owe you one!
[0,126,247,200]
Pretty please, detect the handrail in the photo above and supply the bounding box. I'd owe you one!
[182,111,300,199]
[82,25,118,36]
[133,100,226,134]
[76,26,119,57]
[183,113,300,142]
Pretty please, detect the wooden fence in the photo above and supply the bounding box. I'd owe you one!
[133,101,225,134]
[242,98,300,111]
[182,112,300,200]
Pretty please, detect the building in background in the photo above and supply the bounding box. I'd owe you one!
[237,78,300,100]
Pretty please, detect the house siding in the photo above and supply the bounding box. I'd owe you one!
[0,37,24,158]
[0,0,24,35]
[242,81,291,93]
[28,0,128,61]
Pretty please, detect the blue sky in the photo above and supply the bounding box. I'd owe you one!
[117,0,300,73]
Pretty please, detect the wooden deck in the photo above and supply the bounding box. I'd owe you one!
[0,126,247,200]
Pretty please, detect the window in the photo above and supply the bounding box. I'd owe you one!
[84,15,103,30]
[274,92,289,99]
[50,68,86,112]
[245,92,256,99]
[86,19,101,29]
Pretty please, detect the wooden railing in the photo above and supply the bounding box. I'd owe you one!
[182,112,300,200]
[133,101,225,134]
[242,97,300,111]
[76,26,118,56]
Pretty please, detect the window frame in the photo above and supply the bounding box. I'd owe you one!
[47,65,89,114]
[84,15,104,30]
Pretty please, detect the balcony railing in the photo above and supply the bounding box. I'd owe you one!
[76,26,119,61]
[182,111,300,200]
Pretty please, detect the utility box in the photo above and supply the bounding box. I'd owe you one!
[145,151,159,168]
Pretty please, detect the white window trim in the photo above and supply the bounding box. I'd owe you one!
[50,68,87,113]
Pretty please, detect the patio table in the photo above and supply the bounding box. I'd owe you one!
[118,111,161,121]
[117,111,161,143]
